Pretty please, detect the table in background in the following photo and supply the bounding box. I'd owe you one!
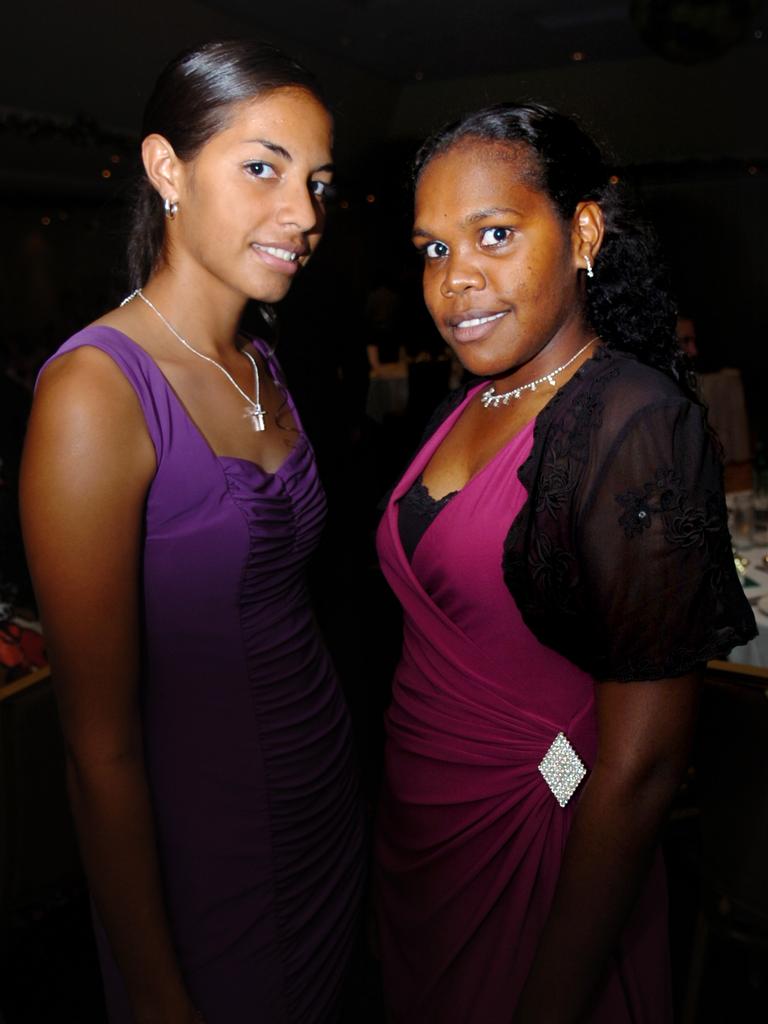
[729,544,768,667]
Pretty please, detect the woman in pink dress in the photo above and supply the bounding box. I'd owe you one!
[375,103,755,1023]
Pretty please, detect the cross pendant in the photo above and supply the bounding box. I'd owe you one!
[245,404,266,432]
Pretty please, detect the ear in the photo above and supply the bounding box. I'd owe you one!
[141,133,182,207]
[572,200,605,274]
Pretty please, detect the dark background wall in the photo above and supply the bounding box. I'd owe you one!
[2,1,766,395]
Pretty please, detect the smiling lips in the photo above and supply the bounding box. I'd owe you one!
[251,242,305,274]
[448,309,508,343]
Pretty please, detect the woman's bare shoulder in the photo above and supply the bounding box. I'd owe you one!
[31,329,155,474]
[37,321,141,401]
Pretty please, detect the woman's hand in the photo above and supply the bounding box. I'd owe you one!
[512,672,699,1024]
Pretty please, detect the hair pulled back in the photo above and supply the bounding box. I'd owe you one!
[127,39,327,290]
[414,102,686,386]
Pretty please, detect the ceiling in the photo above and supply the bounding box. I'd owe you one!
[4,1,763,127]
[205,0,648,80]
[1,0,764,198]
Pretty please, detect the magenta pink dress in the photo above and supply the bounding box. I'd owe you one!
[375,382,671,1023]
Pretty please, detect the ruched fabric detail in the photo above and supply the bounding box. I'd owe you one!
[43,327,363,1024]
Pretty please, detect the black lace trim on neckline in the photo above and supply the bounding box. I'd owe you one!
[397,474,460,564]
[406,474,459,516]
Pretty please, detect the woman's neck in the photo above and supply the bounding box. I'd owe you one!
[142,265,247,360]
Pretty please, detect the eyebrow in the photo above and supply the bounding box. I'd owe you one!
[465,206,524,224]
[242,138,334,174]
[412,205,524,239]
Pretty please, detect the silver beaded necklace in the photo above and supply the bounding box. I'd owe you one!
[480,337,598,409]
[121,288,267,431]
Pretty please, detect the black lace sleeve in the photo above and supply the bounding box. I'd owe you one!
[502,351,756,681]
[574,397,756,681]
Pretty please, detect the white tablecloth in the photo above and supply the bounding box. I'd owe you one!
[729,545,768,667]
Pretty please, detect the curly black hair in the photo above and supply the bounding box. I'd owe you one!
[413,102,694,395]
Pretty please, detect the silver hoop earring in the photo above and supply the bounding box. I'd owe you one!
[163,198,179,219]
[585,255,594,279]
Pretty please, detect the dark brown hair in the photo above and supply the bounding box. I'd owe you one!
[127,39,327,289]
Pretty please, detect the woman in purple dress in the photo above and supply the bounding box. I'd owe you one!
[21,40,363,1024]
[375,103,755,1022]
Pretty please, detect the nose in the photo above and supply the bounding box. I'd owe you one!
[439,251,485,297]
[277,177,320,235]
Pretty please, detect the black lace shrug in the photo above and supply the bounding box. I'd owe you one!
[421,345,757,682]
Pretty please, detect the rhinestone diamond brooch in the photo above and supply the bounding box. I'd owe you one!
[538,731,587,808]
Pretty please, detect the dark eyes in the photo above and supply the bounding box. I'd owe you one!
[244,162,333,201]
[310,180,335,201]
[480,227,512,246]
[424,241,449,259]
[419,227,514,260]
[244,161,277,180]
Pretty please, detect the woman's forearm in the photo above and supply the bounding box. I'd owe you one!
[67,750,197,1023]
[512,762,682,1024]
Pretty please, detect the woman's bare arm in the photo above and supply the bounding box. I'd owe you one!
[512,673,698,1024]
[21,347,201,1023]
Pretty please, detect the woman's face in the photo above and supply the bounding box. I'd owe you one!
[413,140,587,380]
[169,87,333,304]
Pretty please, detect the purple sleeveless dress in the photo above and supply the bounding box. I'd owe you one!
[44,326,364,1024]
[376,382,671,1023]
